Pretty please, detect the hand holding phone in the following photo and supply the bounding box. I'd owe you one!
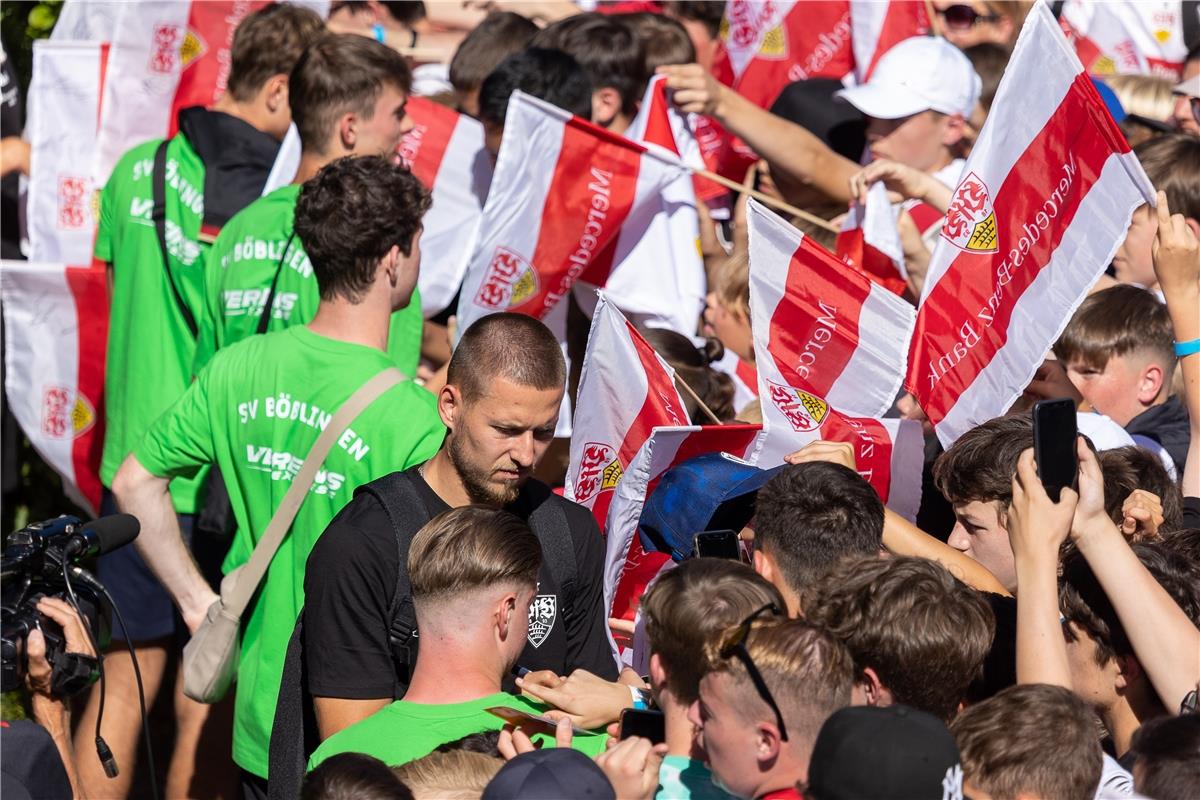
[1032,398,1078,503]
[618,708,666,744]
[692,529,740,560]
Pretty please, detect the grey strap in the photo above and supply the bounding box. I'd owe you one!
[224,367,406,615]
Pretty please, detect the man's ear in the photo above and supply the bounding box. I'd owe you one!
[338,111,358,153]
[755,720,784,766]
[383,244,402,286]
[1136,361,1165,405]
[264,74,289,114]
[1114,653,1142,692]
[438,384,462,430]
[1185,216,1200,241]
[859,666,887,706]
[496,591,519,641]
[591,87,623,127]
[940,113,967,148]
[753,548,772,581]
[649,654,667,694]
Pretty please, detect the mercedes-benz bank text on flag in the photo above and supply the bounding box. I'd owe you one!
[398,96,491,316]
[908,2,1155,447]
[1,261,109,515]
[455,91,687,333]
[747,200,922,520]
[566,295,689,531]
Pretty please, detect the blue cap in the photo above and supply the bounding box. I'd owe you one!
[638,452,786,561]
[1091,77,1126,124]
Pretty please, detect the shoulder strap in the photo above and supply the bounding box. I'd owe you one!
[223,367,406,616]
[255,231,298,336]
[530,496,578,612]
[152,138,199,338]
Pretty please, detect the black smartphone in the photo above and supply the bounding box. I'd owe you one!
[619,709,666,744]
[693,529,740,560]
[1032,398,1078,502]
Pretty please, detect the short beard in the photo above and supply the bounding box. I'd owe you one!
[447,433,521,507]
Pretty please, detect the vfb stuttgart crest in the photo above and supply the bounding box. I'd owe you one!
[41,386,95,439]
[527,594,557,648]
[473,246,540,311]
[942,171,998,253]
[766,379,829,433]
[573,442,624,504]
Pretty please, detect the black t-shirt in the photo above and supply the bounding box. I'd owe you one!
[304,467,618,700]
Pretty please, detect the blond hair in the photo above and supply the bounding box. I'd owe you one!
[715,251,750,316]
[1105,74,1175,124]
[392,751,502,800]
[408,506,541,602]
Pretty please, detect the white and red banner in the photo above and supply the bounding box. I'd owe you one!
[716,0,855,110]
[1,262,109,515]
[398,96,491,316]
[604,424,764,636]
[712,348,759,415]
[836,181,908,296]
[1060,0,1189,80]
[455,91,685,332]
[749,199,914,419]
[748,200,921,519]
[25,40,110,265]
[909,2,1155,447]
[850,3,931,82]
[579,76,706,335]
[566,295,689,529]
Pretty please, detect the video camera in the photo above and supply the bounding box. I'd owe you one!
[1,514,139,695]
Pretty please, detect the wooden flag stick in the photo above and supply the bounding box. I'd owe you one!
[690,166,841,234]
[674,375,723,425]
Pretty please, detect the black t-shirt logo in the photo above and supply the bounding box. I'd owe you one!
[527,594,557,648]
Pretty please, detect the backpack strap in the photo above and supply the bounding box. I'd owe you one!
[356,470,430,698]
[267,611,318,800]
[529,493,578,621]
[255,231,298,336]
[151,138,199,338]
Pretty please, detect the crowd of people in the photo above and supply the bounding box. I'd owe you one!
[2,0,1199,799]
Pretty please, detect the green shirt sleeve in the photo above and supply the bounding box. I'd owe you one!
[133,359,218,480]
[93,177,114,263]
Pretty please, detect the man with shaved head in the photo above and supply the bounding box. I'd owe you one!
[302,312,617,742]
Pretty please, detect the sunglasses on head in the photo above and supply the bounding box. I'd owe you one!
[937,4,1002,30]
[719,602,789,741]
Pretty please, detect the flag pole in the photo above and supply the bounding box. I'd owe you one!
[674,375,723,425]
[690,166,841,234]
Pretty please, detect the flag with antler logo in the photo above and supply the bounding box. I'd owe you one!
[456,91,686,332]
[567,295,689,530]
[1,261,109,516]
[909,3,1155,447]
[1059,0,1188,80]
[398,96,491,315]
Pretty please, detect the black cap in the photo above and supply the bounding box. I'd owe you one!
[482,748,615,800]
[769,78,867,163]
[806,705,963,800]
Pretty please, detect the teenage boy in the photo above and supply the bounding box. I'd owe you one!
[1055,285,1187,472]
[447,11,537,118]
[83,6,325,796]
[193,34,424,379]
[307,506,607,769]
[113,155,445,794]
[476,47,593,159]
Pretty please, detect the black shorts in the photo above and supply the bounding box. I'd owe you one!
[95,490,223,643]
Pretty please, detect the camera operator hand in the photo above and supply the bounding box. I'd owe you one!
[26,596,94,799]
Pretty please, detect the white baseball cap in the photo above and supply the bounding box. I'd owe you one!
[836,36,982,120]
[1175,75,1200,98]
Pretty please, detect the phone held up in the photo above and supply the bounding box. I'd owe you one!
[692,529,741,561]
[619,708,666,744]
[1032,398,1078,503]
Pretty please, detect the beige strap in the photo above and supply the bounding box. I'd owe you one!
[224,367,406,615]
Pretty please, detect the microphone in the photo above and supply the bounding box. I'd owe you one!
[62,514,140,559]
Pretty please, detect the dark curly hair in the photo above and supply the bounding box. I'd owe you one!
[294,155,430,303]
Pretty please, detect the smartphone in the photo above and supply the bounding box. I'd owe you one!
[619,709,666,744]
[484,706,589,736]
[693,529,740,560]
[1032,398,1078,502]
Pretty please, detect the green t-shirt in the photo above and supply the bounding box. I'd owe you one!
[307,692,609,770]
[193,184,423,377]
[135,325,445,777]
[96,135,210,513]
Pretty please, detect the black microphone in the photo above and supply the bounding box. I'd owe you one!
[62,514,140,559]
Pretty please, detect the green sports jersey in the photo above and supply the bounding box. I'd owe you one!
[193,184,423,376]
[307,692,609,770]
[135,325,445,777]
[96,135,210,512]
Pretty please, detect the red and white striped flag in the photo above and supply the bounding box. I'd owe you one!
[582,76,706,335]
[749,199,914,418]
[1060,0,1188,80]
[1,262,109,515]
[836,181,908,296]
[25,40,110,265]
[398,96,491,316]
[908,2,1155,447]
[748,200,922,519]
[566,295,689,529]
[455,91,686,331]
[604,424,764,636]
[712,348,760,414]
[716,0,854,110]
[850,1,931,83]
